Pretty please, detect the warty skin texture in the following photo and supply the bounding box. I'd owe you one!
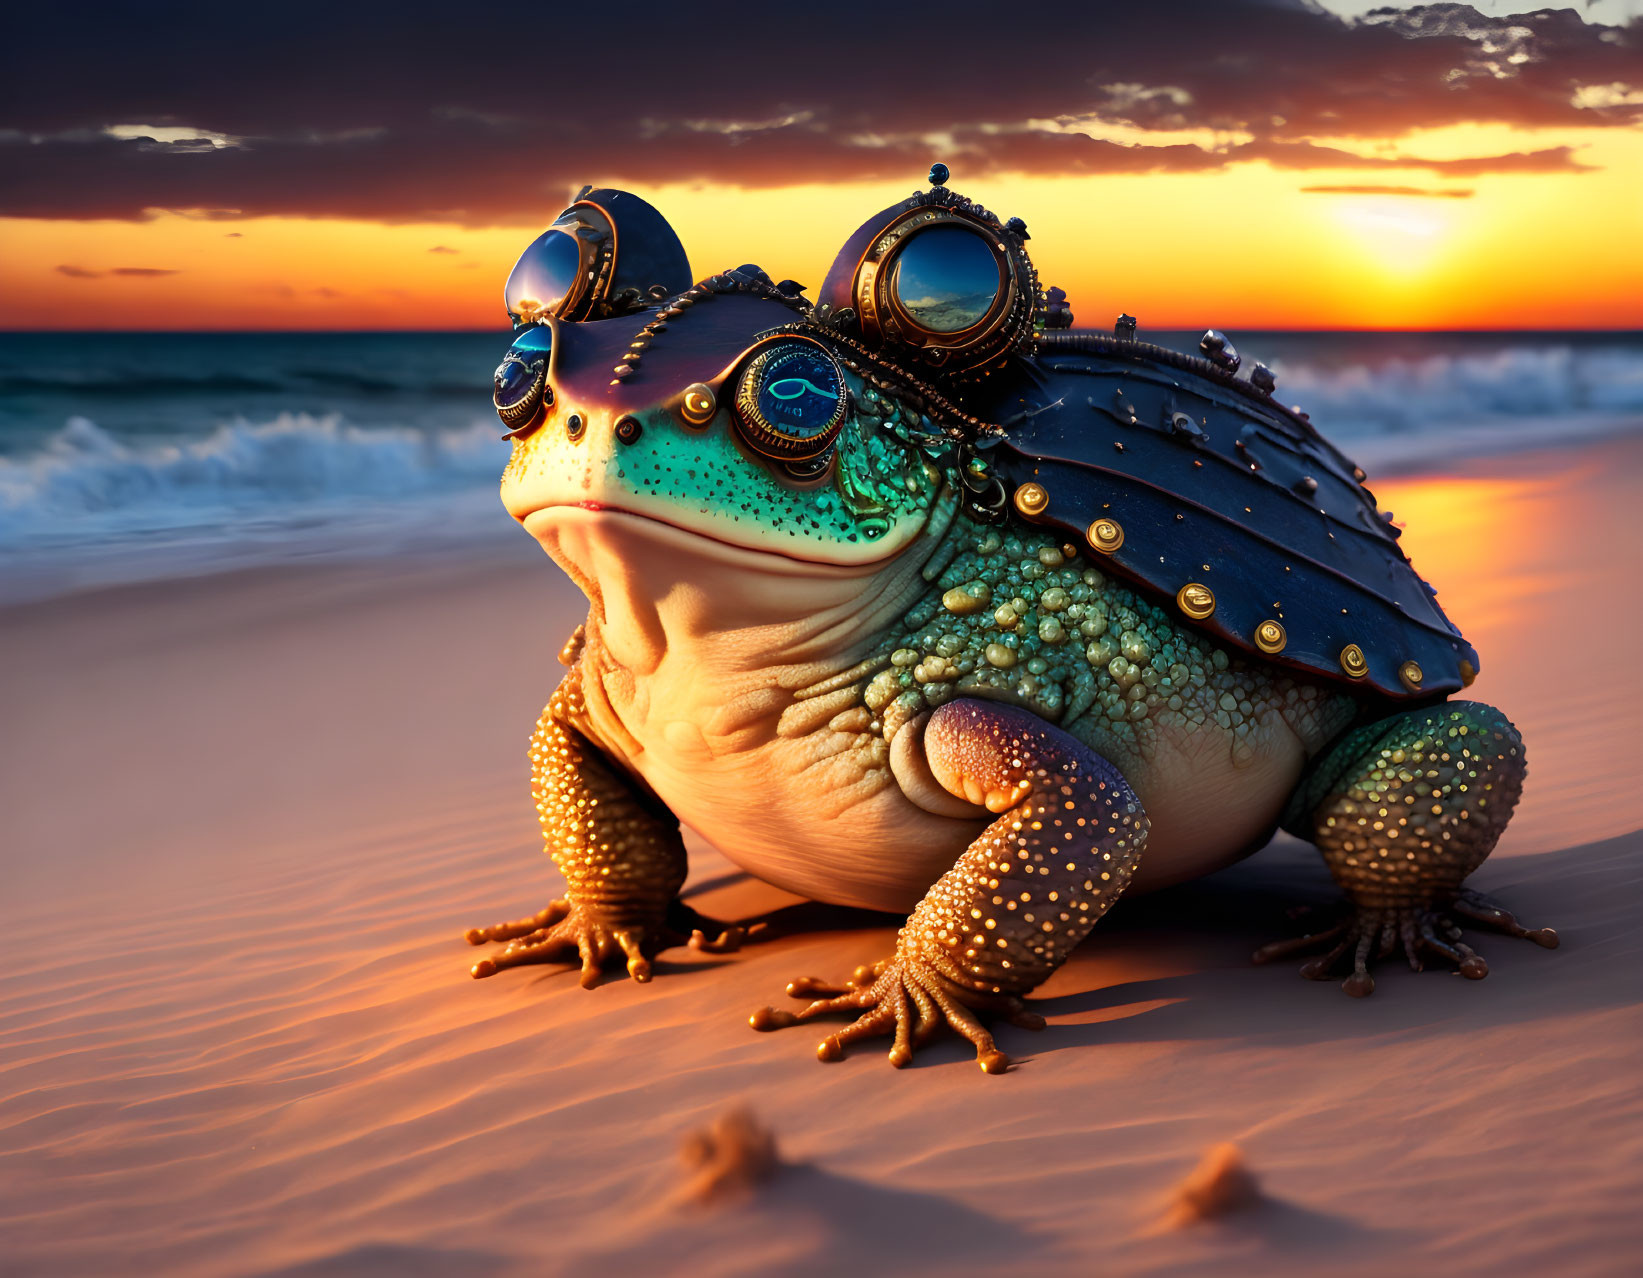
[467,317,1554,1071]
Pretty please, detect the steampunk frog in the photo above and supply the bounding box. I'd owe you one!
[466,171,1556,1073]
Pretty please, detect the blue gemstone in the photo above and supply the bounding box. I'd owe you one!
[929,162,950,187]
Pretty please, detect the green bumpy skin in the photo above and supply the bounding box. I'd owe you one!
[1284,700,1526,908]
[499,370,945,563]
[863,519,1348,769]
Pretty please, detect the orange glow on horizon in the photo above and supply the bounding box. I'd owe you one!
[3,124,1640,331]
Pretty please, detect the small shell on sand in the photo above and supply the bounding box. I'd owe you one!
[678,1107,780,1206]
[1163,1143,1261,1226]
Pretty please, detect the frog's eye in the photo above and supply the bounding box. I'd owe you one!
[886,224,1004,334]
[493,327,553,435]
[732,338,848,461]
[504,227,586,326]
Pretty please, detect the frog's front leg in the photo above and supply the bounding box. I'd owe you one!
[750,699,1148,1073]
[465,657,740,987]
[1256,700,1556,996]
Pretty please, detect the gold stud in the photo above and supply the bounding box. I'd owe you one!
[1254,620,1287,654]
[679,383,717,426]
[1340,644,1369,679]
[1398,661,1424,691]
[1087,518,1124,554]
[1176,582,1215,619]
[1013,482,1049,517]
[1459,659,1477,687]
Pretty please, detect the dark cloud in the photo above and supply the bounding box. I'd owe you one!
[1227,138,1588,173]
[427,245,459,254]
[1300,184,1475,197]
[1,1,1636,225]
[53,265,180,278]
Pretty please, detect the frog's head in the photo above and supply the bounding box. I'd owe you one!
[492,180,1045,618]
[496,284,948,580]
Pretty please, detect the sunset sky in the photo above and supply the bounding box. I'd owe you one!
[3,0,1640,331]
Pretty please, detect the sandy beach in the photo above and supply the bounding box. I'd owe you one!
[2,436,1640,1277]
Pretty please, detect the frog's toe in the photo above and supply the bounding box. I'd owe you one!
[463,899,572,946]
[688,924,746,955]
[781,960,887,1000]
[466,924,580,980]
[1450,889,1560,949]
[669,900,757,955]
[749,957,1037,1074]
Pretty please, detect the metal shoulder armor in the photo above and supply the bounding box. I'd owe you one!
[978,334,1480,701]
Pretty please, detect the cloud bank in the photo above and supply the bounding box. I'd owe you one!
[1,1,1637,225]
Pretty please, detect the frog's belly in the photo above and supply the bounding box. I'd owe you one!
[631,724,1303,915]
[634,738,978,914]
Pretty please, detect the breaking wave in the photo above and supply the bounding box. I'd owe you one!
[0,414,511,604]
[0,413,499,531]
[1266,342,1643,436]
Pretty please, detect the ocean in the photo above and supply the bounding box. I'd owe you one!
[2,328,1641,605]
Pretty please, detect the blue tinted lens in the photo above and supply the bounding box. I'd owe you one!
[890,225,1001,333]
[493,354,539,408]
[754,345,844,442]
[494,329,550,414]
[504,228,583,319]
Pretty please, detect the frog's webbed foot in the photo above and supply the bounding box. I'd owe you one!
[465,900,667,987]
[1252,889,1558,998]
[465,898,749,986]
[748,955,1046,1075]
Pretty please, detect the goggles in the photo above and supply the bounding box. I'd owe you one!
[815,165,1044,378]
[503,187,692,325]
[493,168,1052,446]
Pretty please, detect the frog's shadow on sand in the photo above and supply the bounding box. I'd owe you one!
[687,832,1636,1061]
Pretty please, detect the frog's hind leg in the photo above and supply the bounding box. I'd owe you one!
[1256,700,1555,997]
[750,699,1148,1073]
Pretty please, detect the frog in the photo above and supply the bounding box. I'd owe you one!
[464,174,1558,1074]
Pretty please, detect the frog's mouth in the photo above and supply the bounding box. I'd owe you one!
[521,500,896,577]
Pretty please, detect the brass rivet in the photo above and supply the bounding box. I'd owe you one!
[1087,518,1124,554]
[1459,659,1477,687]
[1399,661,1424,691]
[1255,620,1287,654]
[1013,482,1049,517]
[1176,582,1215,620]
[1340,643,1368,679]
[679,383,716,426]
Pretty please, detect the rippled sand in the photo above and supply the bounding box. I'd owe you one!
[3,440,1640,1277]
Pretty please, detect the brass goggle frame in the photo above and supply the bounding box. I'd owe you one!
[850,208,1033,372]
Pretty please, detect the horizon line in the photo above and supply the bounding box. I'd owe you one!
[4,324,1642,337]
